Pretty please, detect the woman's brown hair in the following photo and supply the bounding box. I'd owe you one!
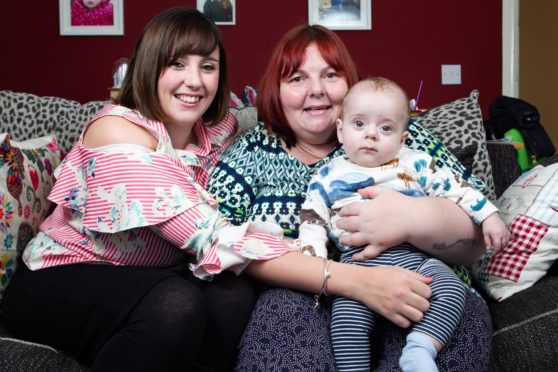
[117,7,230,126]
[257,25,360,147]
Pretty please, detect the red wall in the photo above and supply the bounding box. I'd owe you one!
[0,1,501,116]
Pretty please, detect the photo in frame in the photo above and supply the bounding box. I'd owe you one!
[59,0,124,36]
[197,0,236,26]
[308,0,371,30]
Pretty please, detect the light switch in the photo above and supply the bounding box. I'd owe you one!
[441,64,461,85]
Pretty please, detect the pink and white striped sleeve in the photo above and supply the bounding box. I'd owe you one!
[154,203,292,279]
[48,143,292,278]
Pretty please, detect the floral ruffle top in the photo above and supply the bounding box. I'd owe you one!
[22,105,291,279]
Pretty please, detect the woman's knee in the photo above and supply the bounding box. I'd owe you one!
[236,288,336,371]
[135,277,207,336]
[371,290,491,371]
[436,290,491,371]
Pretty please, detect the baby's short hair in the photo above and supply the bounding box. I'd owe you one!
[344,77,411,123]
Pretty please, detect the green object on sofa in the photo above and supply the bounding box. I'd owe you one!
[504,128,539,172]
[0,90,557,371]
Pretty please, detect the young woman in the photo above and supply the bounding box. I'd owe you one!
[3,7,290,372]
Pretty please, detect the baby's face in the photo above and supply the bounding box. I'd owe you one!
[337,88,408,168]
[82,0,102,9]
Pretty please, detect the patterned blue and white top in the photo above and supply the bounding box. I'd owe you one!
[208,122,344,238]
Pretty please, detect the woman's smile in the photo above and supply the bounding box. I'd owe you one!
[175,94,201,104]
[303,104,332,113]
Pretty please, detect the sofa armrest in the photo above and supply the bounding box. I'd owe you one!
[486,142,521,198]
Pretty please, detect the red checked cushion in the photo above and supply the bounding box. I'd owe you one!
[471,163,558,301]
[486,215,548,282]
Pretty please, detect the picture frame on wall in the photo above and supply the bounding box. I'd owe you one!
[197,0,236,26]
[308,0,371,30]
[59,0,124,36]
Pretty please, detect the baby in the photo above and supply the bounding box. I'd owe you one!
[299,77,509,372]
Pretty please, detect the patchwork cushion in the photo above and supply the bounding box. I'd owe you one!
[413,90,497,201]
[0,133,61,301]
[471,163,558,301]
[0,90,105,153]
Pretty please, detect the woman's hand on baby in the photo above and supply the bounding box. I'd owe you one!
[336,186,412,261]
[352,265,432,328]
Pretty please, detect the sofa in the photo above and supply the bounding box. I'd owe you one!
[0,89,557,371]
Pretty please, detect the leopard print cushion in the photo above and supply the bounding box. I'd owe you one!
[0,90,107,153]
[413,90,497,201]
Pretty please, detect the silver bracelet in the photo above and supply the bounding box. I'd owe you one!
[314,258,332,308]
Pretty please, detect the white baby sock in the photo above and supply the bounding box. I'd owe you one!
[399,331,439,372]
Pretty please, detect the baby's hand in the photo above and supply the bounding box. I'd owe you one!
[481,213,510,252]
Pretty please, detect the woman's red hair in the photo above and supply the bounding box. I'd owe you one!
[257,25,360,147]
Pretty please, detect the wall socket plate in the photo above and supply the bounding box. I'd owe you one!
[441,64,461,85]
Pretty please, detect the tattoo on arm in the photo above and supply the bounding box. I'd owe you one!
[432,238,476,251]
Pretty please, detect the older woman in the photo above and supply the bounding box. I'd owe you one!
[208,25,491,371]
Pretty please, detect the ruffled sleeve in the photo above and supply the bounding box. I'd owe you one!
[48,144,214,233]
[152,207,293,279]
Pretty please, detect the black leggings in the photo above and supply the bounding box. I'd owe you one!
[2,263,256,372]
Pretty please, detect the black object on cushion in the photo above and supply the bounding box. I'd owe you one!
[487,95,556,159]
